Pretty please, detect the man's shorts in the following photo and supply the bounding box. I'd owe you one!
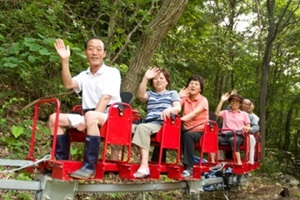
[66,113,108,127]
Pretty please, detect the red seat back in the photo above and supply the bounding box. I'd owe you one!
[101,103,132,145]
[67,102,133,163]
[200,121,219,153]
[100,103,132,163]
[150,115,181,165]
[194,121,219,165]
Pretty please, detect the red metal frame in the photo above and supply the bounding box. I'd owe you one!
[132,109,142,121]
[51,102,133,180]
[65,103,133,164]
[100,103,133,164]
[149,115,182,179]
[254,133,261,162]
[27,100,133,180]
[25,98,261,181]
[218,128,258,174]
[248,132,261,170]
[193,121,219,178]
[27,98,61,161]
[119,115,182,180]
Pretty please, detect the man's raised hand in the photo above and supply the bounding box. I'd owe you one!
[54,39,70,60]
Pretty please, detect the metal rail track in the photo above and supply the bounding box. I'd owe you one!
[0,175,225,200]
[0,158,227,200]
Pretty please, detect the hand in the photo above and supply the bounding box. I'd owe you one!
[161,107,172,121]
[54,39,70,60]
[144,67,160,80]
[221,92,230,102]
[179,87,190,98]
[230,89,238,95]
[243,126,251,133]
[75,122,86,132]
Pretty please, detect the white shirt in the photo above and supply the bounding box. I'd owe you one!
[73,64,121,109]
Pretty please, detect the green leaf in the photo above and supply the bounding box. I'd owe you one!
[39,48,50,55]
[24,37,37,43]
[10,42,24,54]
[10,125,25,138]
[28,43,43,52]
[28,55,36,62]
[49,55,59,62]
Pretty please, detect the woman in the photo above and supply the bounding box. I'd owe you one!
[213,93,250,165]
[132,67,181,178]
[180,75,209,178]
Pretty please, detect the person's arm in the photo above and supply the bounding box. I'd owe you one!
[160,91,182,120]
[54,39,78,90]
[242,112,251,132]
[137,67,160,102]
[137,76,149,103]
[94,95,111,112]
[243,123,251,133]
[161,101,181,121]
[250,115,260,133]
[171,101,181,114]
[95,68,121,112]
[215,93,230,117]
[181,100,206,121]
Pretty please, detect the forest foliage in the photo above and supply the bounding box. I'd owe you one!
[0,0,300,168]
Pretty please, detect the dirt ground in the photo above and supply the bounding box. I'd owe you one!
[199,173,300,200]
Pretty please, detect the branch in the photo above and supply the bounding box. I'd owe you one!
[21,91,75,111]
[110,1,156,64]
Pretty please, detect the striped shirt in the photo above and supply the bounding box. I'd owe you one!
[145,90,180,123]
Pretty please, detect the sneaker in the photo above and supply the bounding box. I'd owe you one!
[133,168,150,179]
[181,168,193,178]
[247,161,254,165]
[209,164,222,171]
[209,162,225,171]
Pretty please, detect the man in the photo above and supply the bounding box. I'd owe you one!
[48,37,121,179]
[241,99,260,164]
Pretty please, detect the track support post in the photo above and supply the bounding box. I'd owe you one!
[35,175,78,200]
[185,179,204,196]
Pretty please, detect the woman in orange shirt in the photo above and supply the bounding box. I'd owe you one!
[180,75,209,178]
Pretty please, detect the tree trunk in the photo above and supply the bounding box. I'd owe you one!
[122,0,189,93]
[259,0,295,161]
[283,105,292,150]
[259,0,276,161]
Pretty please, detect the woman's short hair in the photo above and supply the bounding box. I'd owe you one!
[149,68,170,89]
[185,75,205,94]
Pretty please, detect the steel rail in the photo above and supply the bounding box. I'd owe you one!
[0,176,224,192]
[0,159,34,167]
[0,180,40,191]
[77,181,188,193]
[0,175,226,200]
